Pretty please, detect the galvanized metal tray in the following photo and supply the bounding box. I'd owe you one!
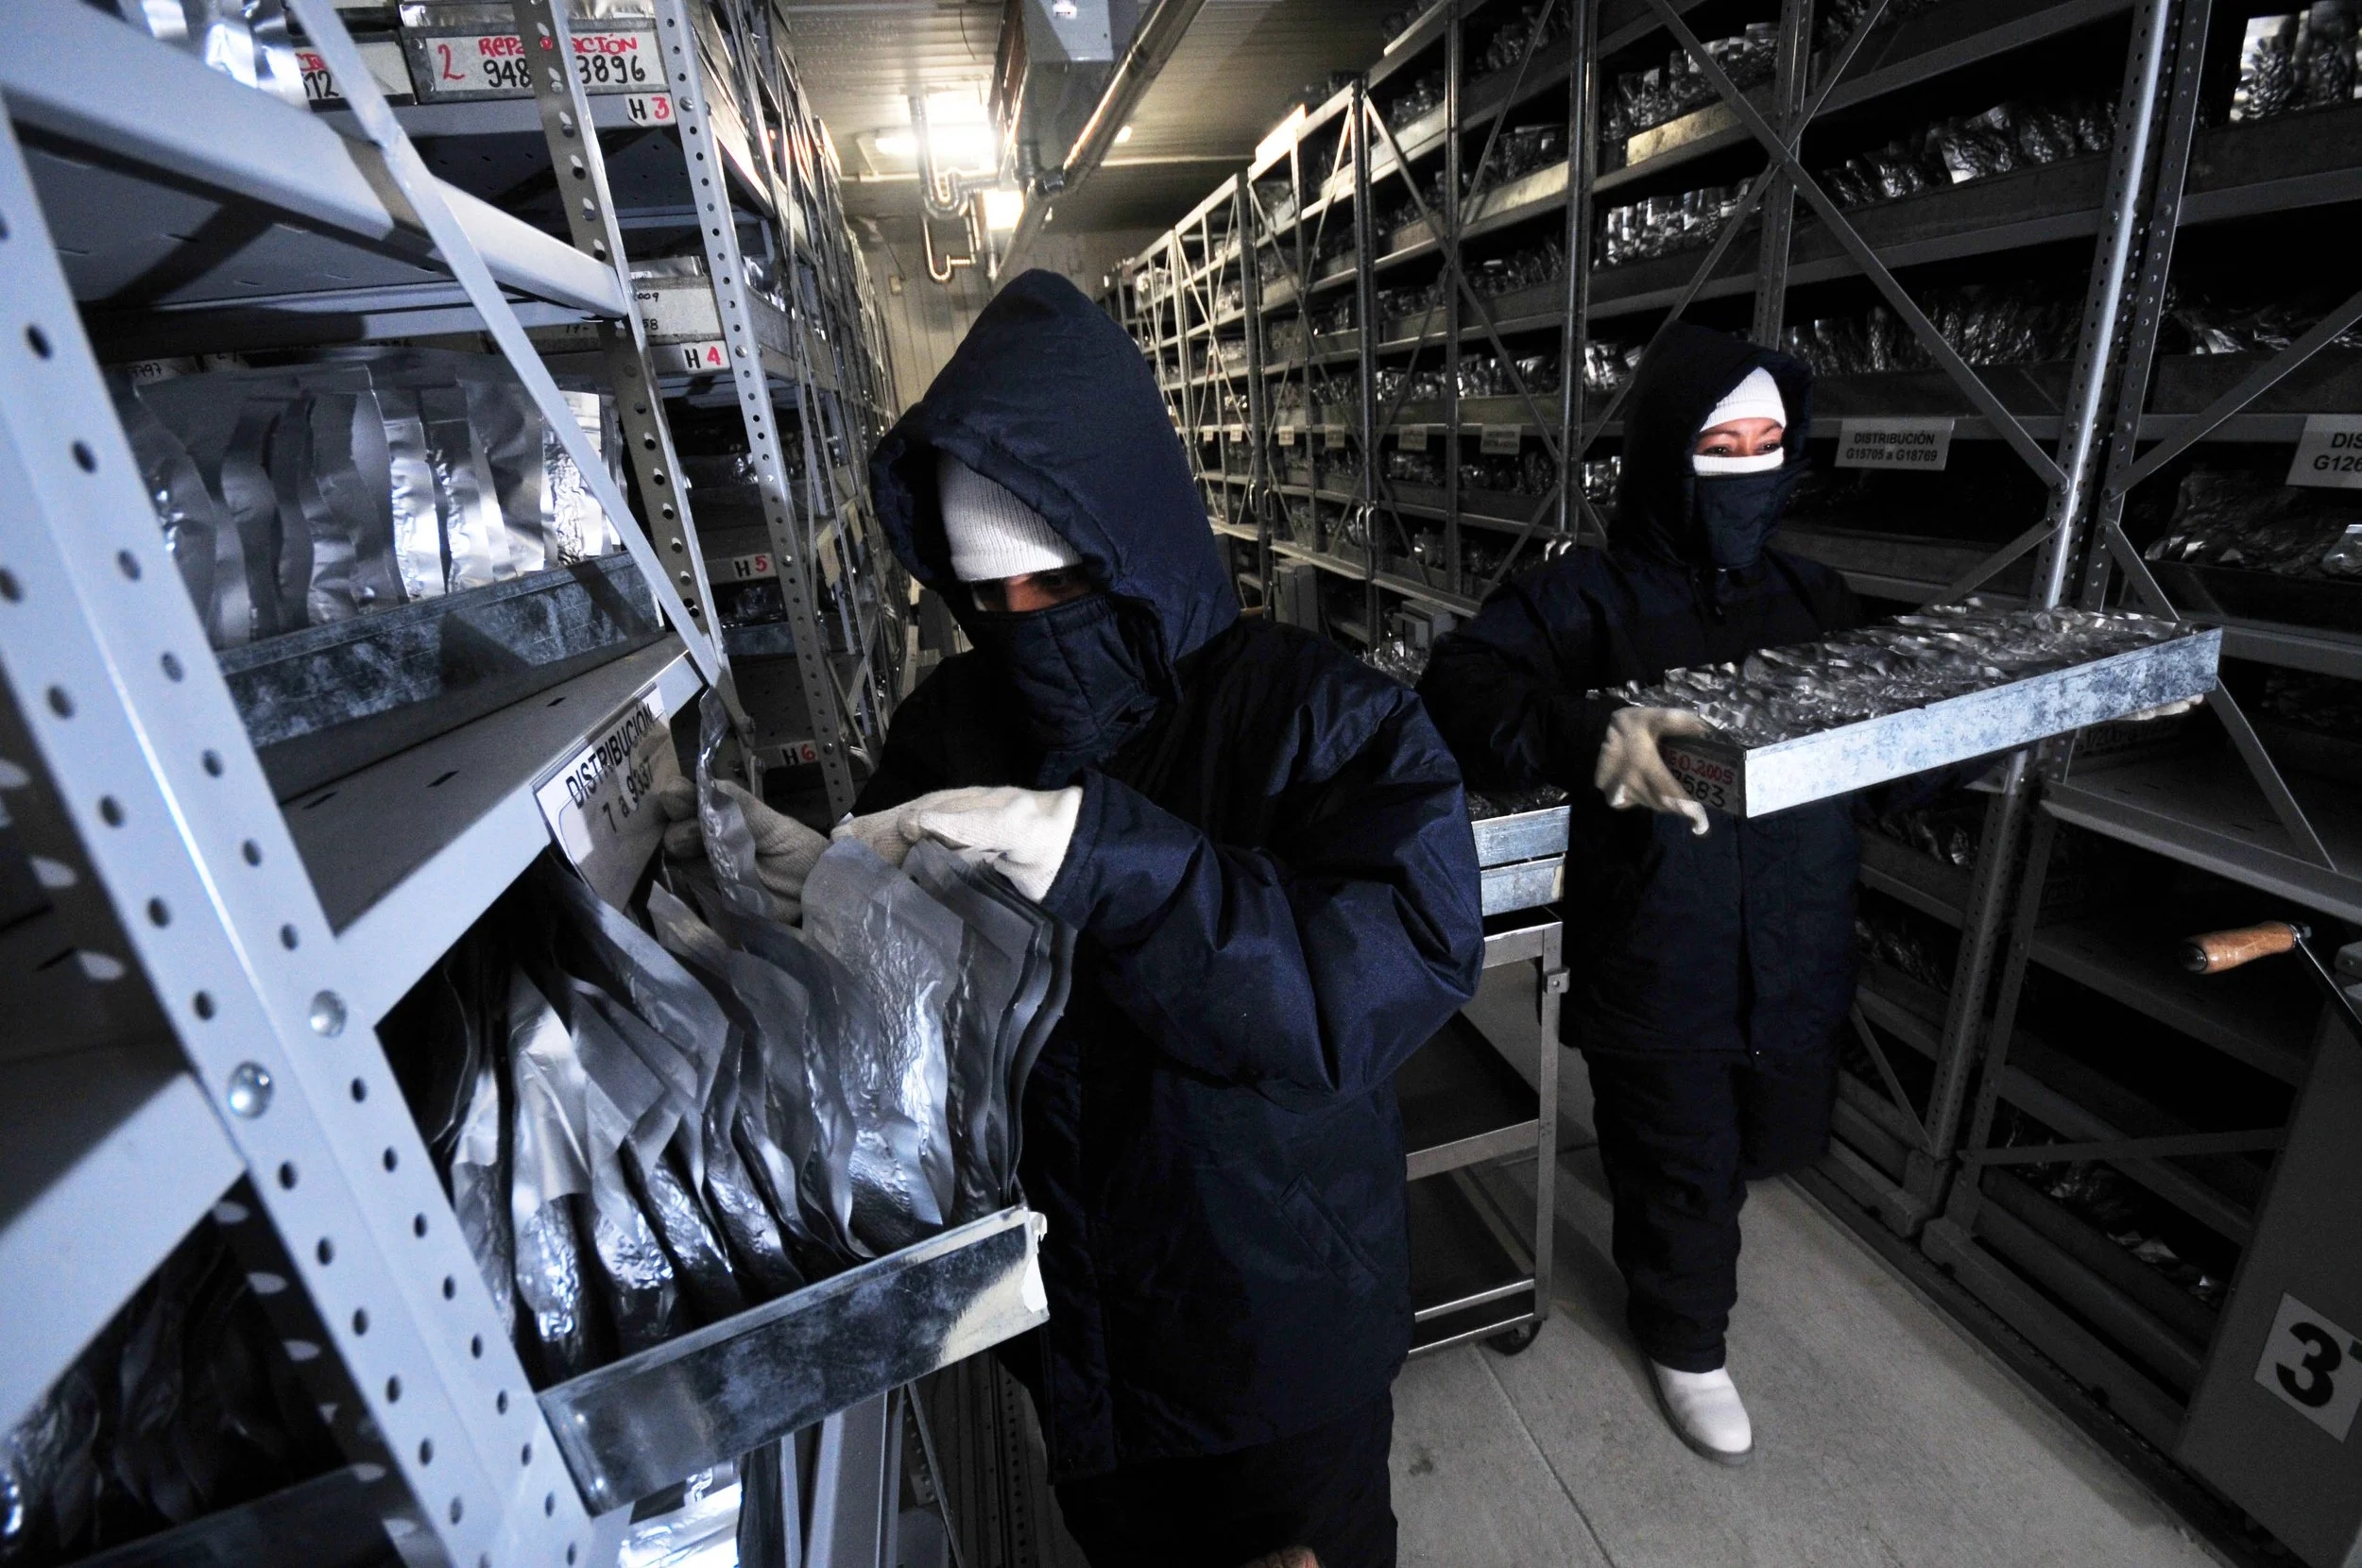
[539,1204,1046,1514]
[1655,624,2222,818]
[1471,804,1568,915]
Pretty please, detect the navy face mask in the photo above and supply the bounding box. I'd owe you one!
[1693,462,1806,571]
[964,591,1161,785]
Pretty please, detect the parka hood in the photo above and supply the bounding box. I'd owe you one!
[870,269,1238,693]
[1613,320,1814,569]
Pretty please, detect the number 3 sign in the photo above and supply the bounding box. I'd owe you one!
[2256,1293,2362,1440]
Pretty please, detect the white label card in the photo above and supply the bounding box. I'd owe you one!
[411,27,659,99]
[1278,426,1298,447]
[2287,415,2362,489]
[676,341,729,373]
[535,678,680,909]
[1398,424,1429,452]
[1481,423,1523,455]
[1836,418,1956,470]
[2254,1292,2362,1441]
[1659,740,1743,817]
[723,551,775,580]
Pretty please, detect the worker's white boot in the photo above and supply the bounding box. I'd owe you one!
[1649,1361,1754,1466]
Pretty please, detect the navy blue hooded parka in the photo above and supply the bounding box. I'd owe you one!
[863,271,1485,1480]
[1417,323,1864,1064]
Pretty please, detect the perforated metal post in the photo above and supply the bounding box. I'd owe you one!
[505,0,742,727]
[0,94,593,1566]
[649,0,858,814]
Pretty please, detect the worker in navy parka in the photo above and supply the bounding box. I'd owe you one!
[1417,322,1864,1469]
[858,269,1483,1568]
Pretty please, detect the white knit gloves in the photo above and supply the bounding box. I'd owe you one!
[1595,707,1716,838]
[833,785,1084,902]
[655,775,829,900]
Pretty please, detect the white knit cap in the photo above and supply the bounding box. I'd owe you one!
[938,453,1082,584]
[1700,366,1786,434]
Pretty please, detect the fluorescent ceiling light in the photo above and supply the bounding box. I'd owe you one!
[982,188,1025,230]
[874,131,914,156]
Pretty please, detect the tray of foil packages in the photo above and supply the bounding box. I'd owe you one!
[1608,604,2222,818]
[1466,787,1569,914]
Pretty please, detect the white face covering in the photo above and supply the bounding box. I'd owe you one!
[1690,366,1788,476]
[1692,450,1785,475]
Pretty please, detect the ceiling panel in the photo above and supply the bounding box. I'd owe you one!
[783,0,1398,239]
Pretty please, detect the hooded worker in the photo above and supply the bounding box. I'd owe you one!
[848,270,1484,1567]
[1415,322,1861,1468]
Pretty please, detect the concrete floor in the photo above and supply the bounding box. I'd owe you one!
[1388,970,2228,1568]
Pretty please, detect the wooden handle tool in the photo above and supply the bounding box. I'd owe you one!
[2182,921,2309,974]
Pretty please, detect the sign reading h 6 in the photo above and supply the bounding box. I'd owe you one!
[410,28,658,100]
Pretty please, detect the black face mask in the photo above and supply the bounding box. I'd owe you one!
[1694,462,1806,571]
[964,592,1161,785]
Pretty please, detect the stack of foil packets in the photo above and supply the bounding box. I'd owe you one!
[113,349,625,652]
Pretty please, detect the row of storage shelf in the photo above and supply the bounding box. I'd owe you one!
[1167,350,2362,446]
[1150,97,2362,335]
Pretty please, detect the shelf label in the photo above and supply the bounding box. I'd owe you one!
[624,93,675,126]
[407,26,660,100]
[1481,423,1523,455]
[299,40,409,104]
[1397,424,1429,452]
[1835,417,1955,470]
[2287,415,2362,489]
[675,341,729,373]
[2253,1293,2362,1440]
[1277,425,1298,447]
[722,551,775,580]
[772,738,821,766]
[535,674,680,909]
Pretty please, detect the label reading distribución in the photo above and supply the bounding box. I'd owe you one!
[1481,423,1523,455]
[1835,417,1956,471]
[1397,424,1430,452]
[535,677,680,909]
[2287,415,2362,490]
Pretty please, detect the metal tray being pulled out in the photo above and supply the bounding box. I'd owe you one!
[1643,611,2222,819]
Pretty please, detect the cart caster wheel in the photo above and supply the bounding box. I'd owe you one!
[1486,1323,1540,1356]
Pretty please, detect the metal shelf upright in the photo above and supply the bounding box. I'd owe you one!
[0,5,1032,1564]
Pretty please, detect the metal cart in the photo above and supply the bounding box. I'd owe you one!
[1399,802,1568,1357]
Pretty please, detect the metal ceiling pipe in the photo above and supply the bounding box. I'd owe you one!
[997,0,1208,278]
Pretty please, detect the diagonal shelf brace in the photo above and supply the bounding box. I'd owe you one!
[1641,0,2067,488]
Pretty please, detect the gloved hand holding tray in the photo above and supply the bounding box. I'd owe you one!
[1601,602,2221,818]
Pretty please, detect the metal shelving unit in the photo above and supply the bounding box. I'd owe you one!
[0,5,1029,1564]
[1114,0,2362,1556]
